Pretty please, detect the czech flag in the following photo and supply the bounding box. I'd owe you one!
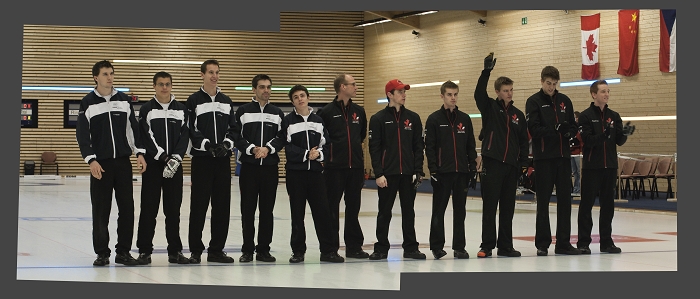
[659,9,676,72]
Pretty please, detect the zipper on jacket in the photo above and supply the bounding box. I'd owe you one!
[393,109,403,174]
[108,99,116,158]
[341,103,352,168]
[599,109,607,168]
[502,102,511,163]
[164,104,169,157]
[259,102,266,165]
[446,109,458,172]
[552,99,563,156]
[304,115,311,171]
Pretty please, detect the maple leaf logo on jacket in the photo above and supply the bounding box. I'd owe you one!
[352,112,360,124]
[403,119,412,130]
[560,102,566,112]
[457,123,465,133]
[511,114,519,124]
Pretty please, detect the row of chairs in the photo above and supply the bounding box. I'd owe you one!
[618,156,676,200]
[473,154,676,201]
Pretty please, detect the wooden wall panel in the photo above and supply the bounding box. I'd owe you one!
[20,11,365,177]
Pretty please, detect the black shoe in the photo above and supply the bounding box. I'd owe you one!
[477,248,492,258]
[403,250,426,260]
[137,253,152,265]
[115,252,140,266]
[600,244,622,254]
[239,252,253,263]
[536,248,548,256]
[454,250,470,259]
[207,251,234,263]
[578,246,592,255]
[497,248,522,257]
[320,252,345,263]
[346,250,370,259]
[256,252,276,262]
[189,252,202,264]
[93,254,110,266]
[555,245,582,255]
[289,253,305,263]
[168,252,190,264]
[368,251,388,260]
[432,249,447,260]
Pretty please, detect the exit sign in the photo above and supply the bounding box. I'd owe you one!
[522,17,528,25]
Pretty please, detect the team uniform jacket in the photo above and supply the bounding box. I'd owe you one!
[316,97,367,170]
[424,105,477,174]
[76,88,145,164]
[525,89,578,160]
[279,107,328,172]
[473,69,529,168]
[185,87,236,157]
[578,103,627,169]
[232,98,285,166]
[139,95,189,161]
[368,105,425,178]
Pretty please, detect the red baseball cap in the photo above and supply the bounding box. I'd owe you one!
[385,79,411,94]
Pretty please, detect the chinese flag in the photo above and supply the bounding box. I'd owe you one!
[581,13,600,80]
[617,10,640,76]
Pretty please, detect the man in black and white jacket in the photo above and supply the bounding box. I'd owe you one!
[232,74,285,263]
[76,60,146,267]
[279,85,344,264]
[185,59,237,264]
[135,71,190,265]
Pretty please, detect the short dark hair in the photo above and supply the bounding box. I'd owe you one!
[440,80,459,95]
[252,74,272,89]
[541,66,560,81]
[574,111,581,118]
[92,60,113,78]
[288,85,309,101]
[200,59,219,74]
[494,76,514,91]
[152,71,172,85]
[590,80,608,95]
[333,73,348,94]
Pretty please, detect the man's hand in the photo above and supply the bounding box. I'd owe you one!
[137,155,147,174]
[308,146,319,160]
[253,146,270,159]
[210,143,229,157]
[89,160,105,180]
[622,121,636,136]
[413,173,423,190]
[376,175,388,188]
[468,170,478,189]
[162,157,181,178]
[484,52,497,70]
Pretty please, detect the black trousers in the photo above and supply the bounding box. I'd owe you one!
[136,157,184,255]
[239,163,278,254]
[286,169,338,255]
[324,168,365,252]
[90,156,134,256]
[429,172,468,251]
[188,155,231,255]
[534,157,573,249]
[373,174,419,253]
[577,168,617,248]
[479,157,519,250]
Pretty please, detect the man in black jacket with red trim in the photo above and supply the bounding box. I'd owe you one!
[473,53,529,258]
[525,66,581,256]
[316,73,369,259]
[576,80,634,254]
[425,80,477,260]
[368,79,426,260]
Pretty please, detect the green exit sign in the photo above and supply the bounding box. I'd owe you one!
[522,17,528,25]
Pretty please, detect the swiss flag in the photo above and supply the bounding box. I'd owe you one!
[581,13,600,80]
[617,10,640,76]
